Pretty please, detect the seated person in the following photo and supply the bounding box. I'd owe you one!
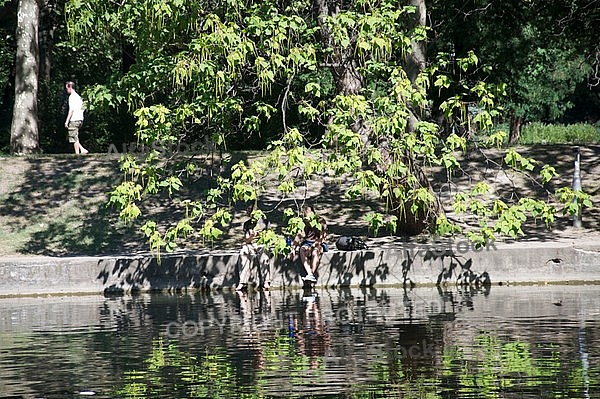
[236,206,272,291]
[292,205,327,283]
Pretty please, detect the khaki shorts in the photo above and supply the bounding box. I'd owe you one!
[67,120,83,143]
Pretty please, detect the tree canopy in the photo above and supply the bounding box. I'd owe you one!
[1,0,596,255]
[429,0,600,142]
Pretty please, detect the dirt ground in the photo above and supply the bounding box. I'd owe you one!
[0,144,598,257]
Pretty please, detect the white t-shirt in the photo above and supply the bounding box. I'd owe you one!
[69,92,84,121]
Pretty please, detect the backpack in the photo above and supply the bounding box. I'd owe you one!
[335,236,368,251]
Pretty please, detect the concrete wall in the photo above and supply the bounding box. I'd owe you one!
[0,239,599,296]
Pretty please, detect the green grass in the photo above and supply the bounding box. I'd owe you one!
[519,122,600,145]
[0,155,142,256]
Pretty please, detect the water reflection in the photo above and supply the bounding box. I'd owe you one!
[289,289,332,369]
[0,285,598,398]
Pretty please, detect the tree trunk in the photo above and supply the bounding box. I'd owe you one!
[314,0,363,96]
[405,0,427,84]
[39,0,57,83]
[314,0,433,236]
[314,0,368,141]
[394,0,433,236]
[509,116,523,145]
[404,0,427,133]
[10,0,40,154]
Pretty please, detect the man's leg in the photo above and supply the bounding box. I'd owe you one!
[68,129,79,154]
[258,249,271,289]
[237,244,254,290]
[310,246,322,275]
[300,245,317,282]
[69,122,78,153]
[78,142,88,154]
[75,141,88,154]
[69,122,88,154]
[299,246,311,274]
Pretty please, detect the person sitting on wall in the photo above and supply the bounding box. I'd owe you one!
[236,204,272,291]
[292,205,327,284]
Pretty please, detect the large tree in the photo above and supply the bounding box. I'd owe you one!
[10,0,40,154]
[0,1,16,133]
[429,0,597,144]
[64,0,589,255]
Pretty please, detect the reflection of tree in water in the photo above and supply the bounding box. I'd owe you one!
[107,287,598,398]
[115,338,238,398]
[382,285,492,387]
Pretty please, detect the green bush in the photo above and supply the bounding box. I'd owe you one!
[519,122,600,145]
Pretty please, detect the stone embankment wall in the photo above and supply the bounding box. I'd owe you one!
[0,239,599,296]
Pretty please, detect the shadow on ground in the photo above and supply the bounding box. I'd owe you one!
[0,144,598,257]
[428,144,600,242]
[0,156,141,256]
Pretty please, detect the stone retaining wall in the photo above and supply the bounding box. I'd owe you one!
[0,239,599,296]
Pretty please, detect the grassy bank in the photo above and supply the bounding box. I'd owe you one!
[520,122,600,145]
[1,145,599,257]
[0,155,139,256]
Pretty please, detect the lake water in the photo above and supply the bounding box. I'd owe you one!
[0,284,598,398]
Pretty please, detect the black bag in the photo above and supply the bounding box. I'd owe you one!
[335,236,368,251]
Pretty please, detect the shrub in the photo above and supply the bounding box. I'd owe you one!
[519,122,600,145]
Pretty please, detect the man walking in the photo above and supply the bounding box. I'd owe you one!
[64,81,88,154]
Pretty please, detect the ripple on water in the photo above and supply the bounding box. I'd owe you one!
[0,286,598,398]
